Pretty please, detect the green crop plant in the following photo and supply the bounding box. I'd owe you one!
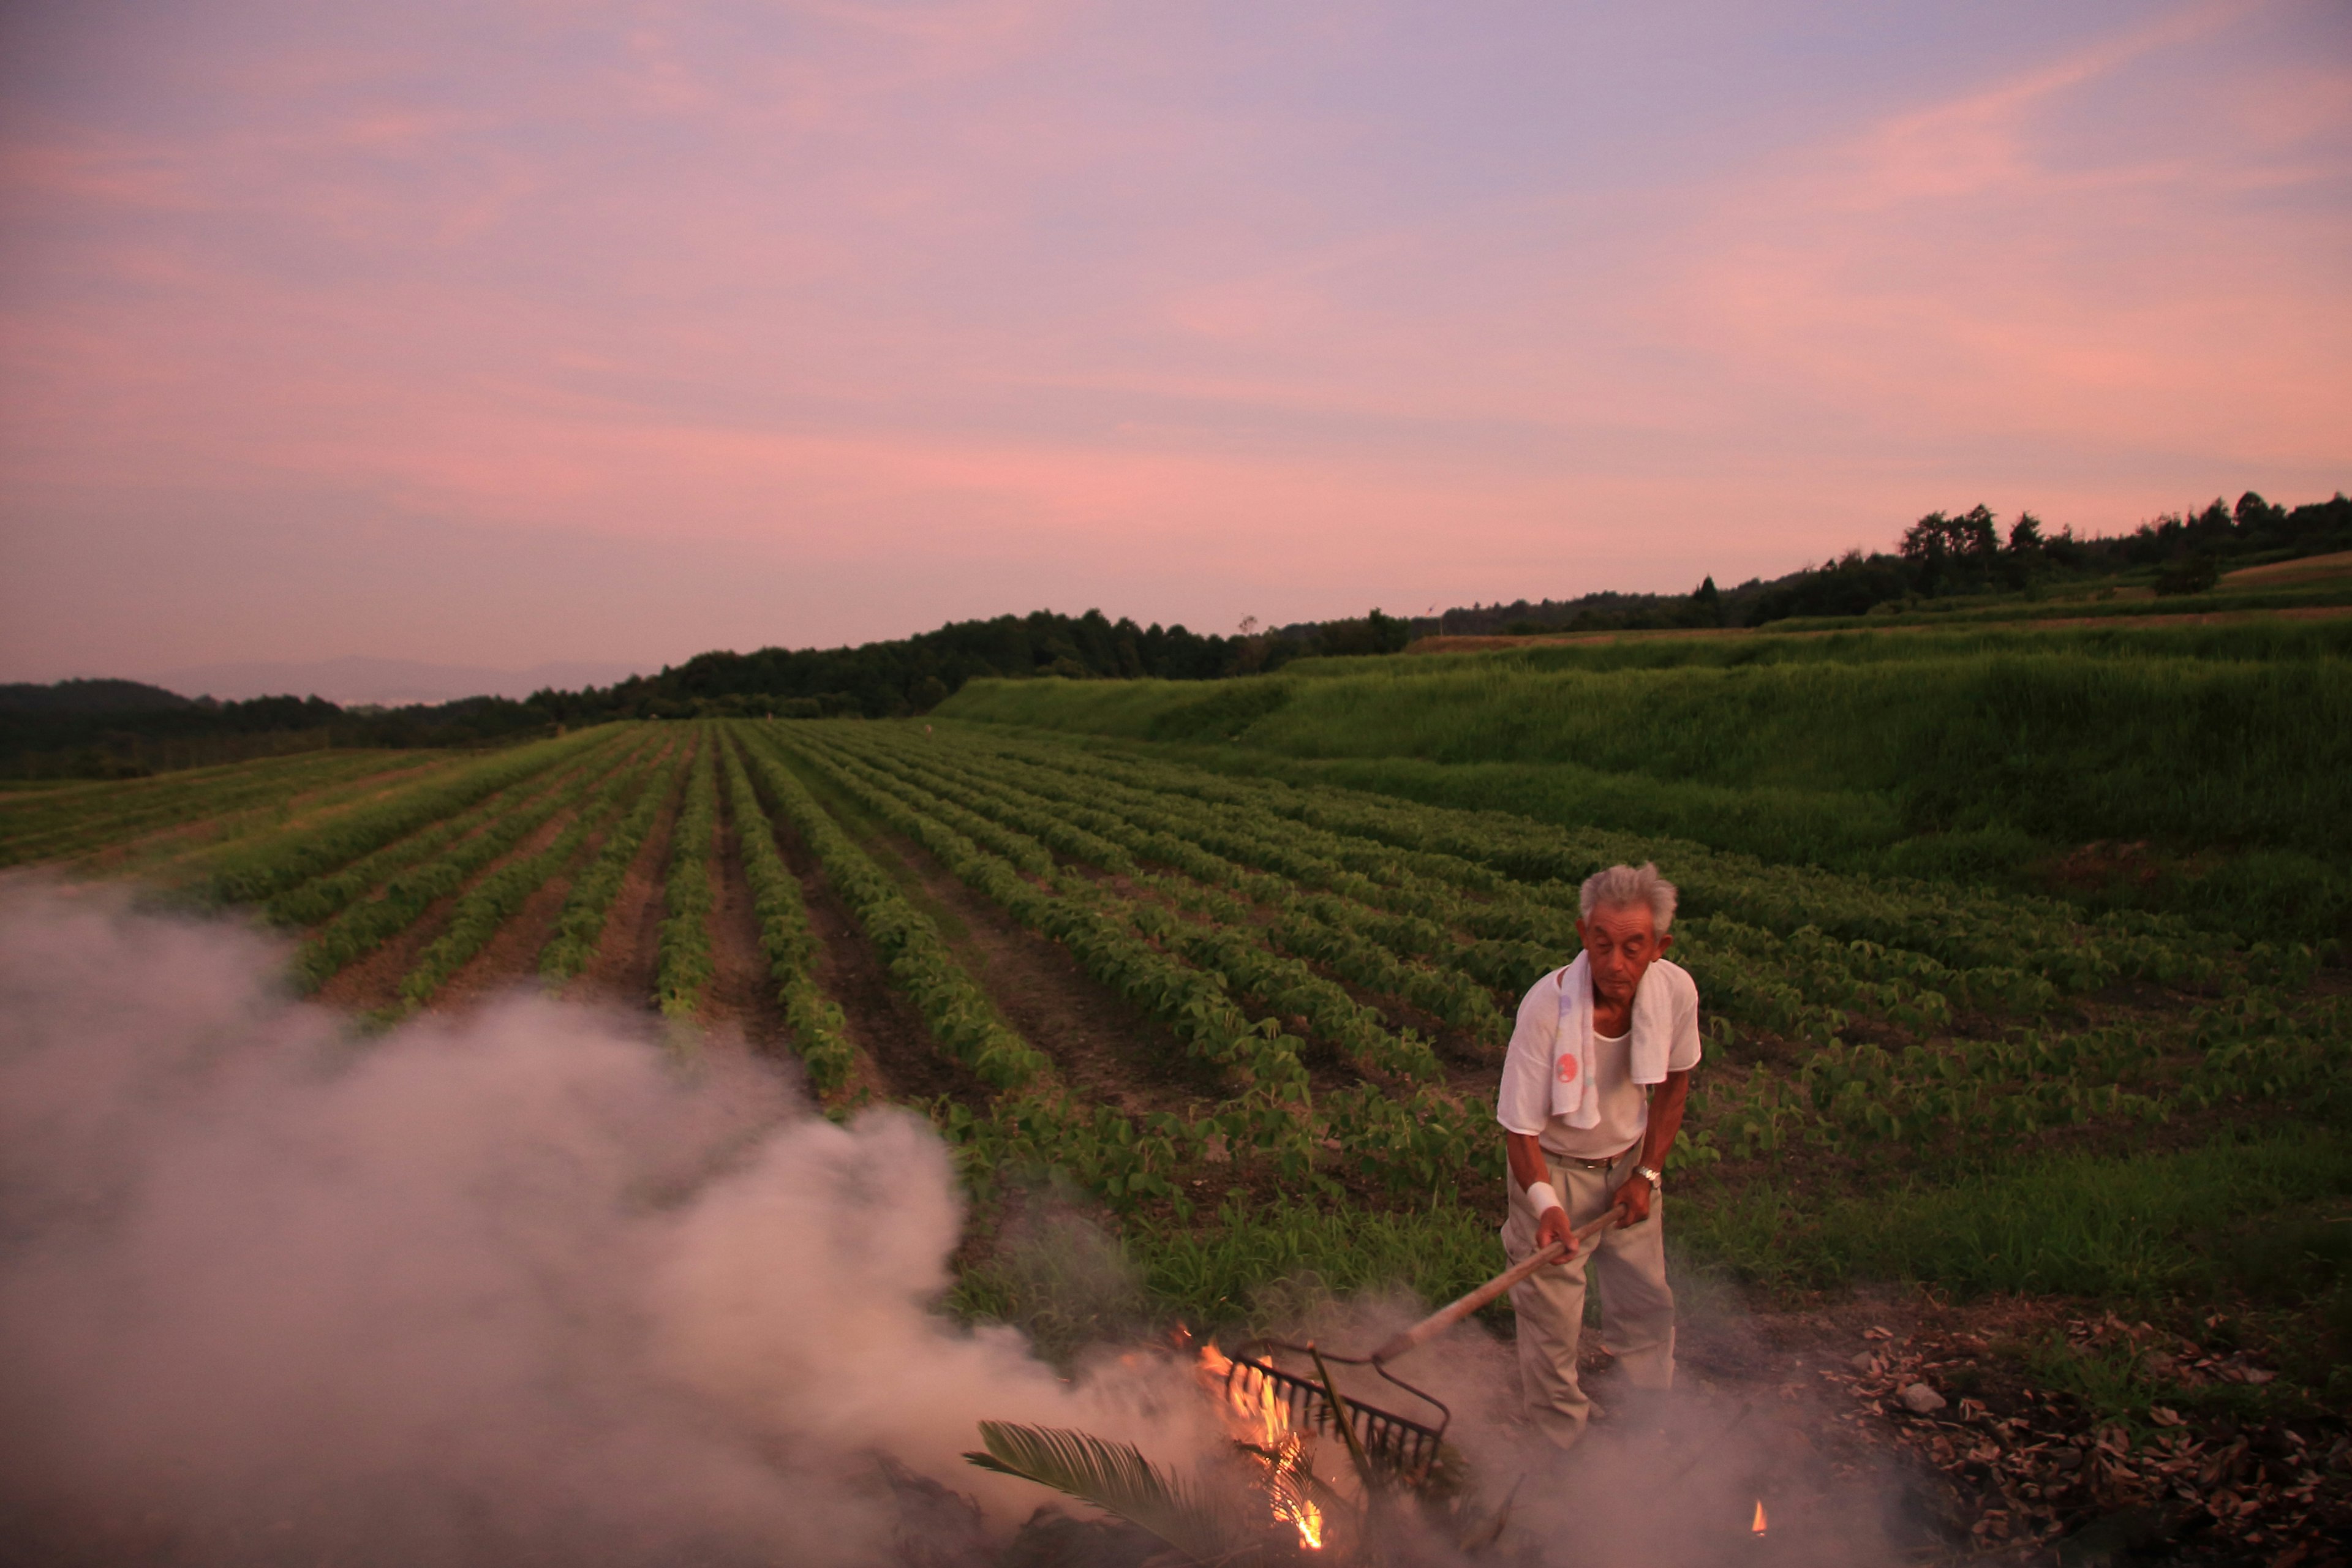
[261,744,627,930]
[654,733,720,1019]
[187,726,620,908]
[766,729,1306,1099]
[718,732,854,1092]
[792,734,1442,1083]
[386,735,663,1015]
[0,750,440,869]
[285,735,639,994]
[737,729,1052,1090]
[539,736,688,982]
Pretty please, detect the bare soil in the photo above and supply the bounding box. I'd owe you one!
[1668,1289,2351,1564]
[768,809,987,1107]
[571,760,687,1012]
[701,778,794,1061]
[876,829,1222,1115]
[429,834,597,1012]
[314,807,578,1012]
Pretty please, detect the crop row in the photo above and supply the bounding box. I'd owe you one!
[823,731,1502,1042]
[190,726,622,907]
[736,729,1052,1089]
[793,731,1444,1084]
[724,733,1261,1204]
[851,729,2146,1039]
[718,734,854,1092]
[655,737,721,1019]
[764,728,1509,1204]
[833,729,1819,1043]
[1688,984,2352,1163]
[386,735,665,1017]
[261,739,630,929]
[948,729,2280,992]
[769,729,1312,1098]
[0,750,440,869]
[540,739,690,981]
[804,723,2352,1193]
[286,737,641,993]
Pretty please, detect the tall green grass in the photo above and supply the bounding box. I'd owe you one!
[938,622,2352,940]
[942,655,2350,856]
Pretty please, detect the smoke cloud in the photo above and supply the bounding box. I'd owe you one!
[0,880,1924,1566]
[0,881,1211,1566]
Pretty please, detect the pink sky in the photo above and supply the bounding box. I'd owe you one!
[2,0,2347,682]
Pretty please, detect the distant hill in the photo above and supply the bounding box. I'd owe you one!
[149,657,645,706]
[9,486,2343,776]
[0,678,195,715]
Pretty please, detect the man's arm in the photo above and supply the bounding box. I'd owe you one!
[1506,1130,1580,1262]
[1611,1068,1690,1226]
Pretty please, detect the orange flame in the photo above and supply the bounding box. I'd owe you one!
[1195,1344,1326,1550]
[1752,1499,1768,1536]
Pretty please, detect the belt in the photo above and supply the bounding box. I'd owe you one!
[1555,1143,1638,1171]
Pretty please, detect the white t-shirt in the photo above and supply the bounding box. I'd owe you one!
[1494,960,1702,1160]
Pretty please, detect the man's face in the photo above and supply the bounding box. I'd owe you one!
[1576,902,1670,1007]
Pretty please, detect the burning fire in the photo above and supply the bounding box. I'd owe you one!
[1752,1499,1768,1536]
[1196,1343,1327,1550]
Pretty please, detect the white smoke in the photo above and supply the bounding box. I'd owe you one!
[0,881,1212,1566]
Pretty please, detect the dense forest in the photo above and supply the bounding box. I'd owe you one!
[7,491,2344,775]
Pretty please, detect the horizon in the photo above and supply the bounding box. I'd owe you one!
[3,1,2348,683]
[14,484,2329,704]
[7,481,2343,703]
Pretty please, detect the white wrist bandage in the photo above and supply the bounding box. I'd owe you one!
[1524,1181,1561,1217]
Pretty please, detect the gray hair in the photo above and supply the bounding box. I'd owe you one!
[1578,862,1676,934]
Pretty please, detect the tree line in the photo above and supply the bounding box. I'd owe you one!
[1436,490,2349,636]
[7,491,2343,775]
[0,682,558,778]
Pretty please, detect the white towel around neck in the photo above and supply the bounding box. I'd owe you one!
[1551,952,1676,1128]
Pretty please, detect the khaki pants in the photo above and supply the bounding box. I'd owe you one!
[1500,1145,1676,1449]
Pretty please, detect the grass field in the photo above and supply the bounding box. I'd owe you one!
[938,617,2352,947]
[4,639,2346,1551]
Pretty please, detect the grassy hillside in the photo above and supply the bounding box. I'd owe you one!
[936,619,2352,943]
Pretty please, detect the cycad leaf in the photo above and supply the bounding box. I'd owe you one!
[963,1420,1259,1564]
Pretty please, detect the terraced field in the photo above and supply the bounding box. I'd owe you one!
[4,714,2346,1552]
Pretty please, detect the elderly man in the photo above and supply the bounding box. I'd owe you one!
[1495,862,1700,1448]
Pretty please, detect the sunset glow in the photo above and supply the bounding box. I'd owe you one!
[2,0,2345,681]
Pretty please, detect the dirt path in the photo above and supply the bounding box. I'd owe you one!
[701,777,794,1061]
[874,830,1219,1115]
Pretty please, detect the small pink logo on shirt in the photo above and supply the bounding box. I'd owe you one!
[1556,1055,1578,1083]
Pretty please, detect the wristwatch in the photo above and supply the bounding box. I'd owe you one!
[1634,1165,1664,1191]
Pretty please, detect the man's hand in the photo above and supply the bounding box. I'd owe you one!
[1534,1202,1578,1262]
[1611,1172,1654,1226]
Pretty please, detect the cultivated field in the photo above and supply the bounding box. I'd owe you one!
[4,658,2346,1557]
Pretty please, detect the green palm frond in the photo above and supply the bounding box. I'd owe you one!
[964,1420,1267,1564]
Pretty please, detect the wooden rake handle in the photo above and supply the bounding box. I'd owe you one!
[1368,1202,1629,1366]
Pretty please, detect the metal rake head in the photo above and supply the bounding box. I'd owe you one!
[1221,1343,1450,1483]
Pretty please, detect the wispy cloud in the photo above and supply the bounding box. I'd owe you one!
[1,0,2345,676]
